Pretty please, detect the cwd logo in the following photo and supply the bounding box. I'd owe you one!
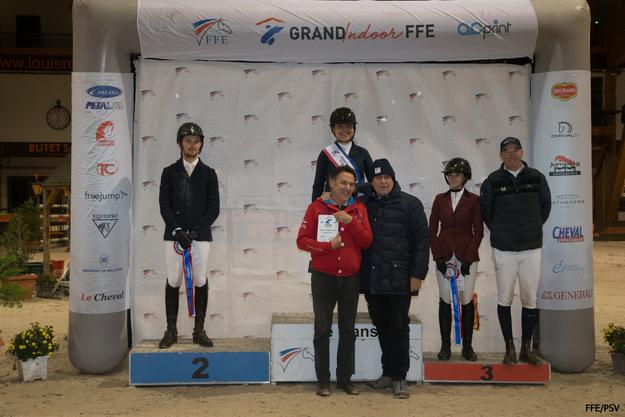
[95,121,115,147]
[278,347,314,372]
[95,160,118,176]
[257,17,285,46]
[551,82,577,101]
[192,18,232,46]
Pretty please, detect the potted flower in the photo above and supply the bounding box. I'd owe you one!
[6,322,59,381]
[603,323,625,376]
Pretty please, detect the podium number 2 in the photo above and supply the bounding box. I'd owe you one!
[192,357,209,379]
[480,365,493,381]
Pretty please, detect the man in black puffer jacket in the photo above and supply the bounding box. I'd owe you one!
[480,137,551,366]
[360,159,429,399]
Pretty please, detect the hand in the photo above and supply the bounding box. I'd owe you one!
[330,233,342,250]
[188,230,199,240]
[436,259,447,275]
[460,260,471,276]
[410,277,422,294]
[333,210,353,224]
[173,229,192,250]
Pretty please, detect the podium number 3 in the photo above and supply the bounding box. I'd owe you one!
[192,357,209,379]
[480,365,493,381]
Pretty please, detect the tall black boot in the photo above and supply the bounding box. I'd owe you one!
[192,283,213,347]
[437,299,451,360]
[519,308,541,365]
[159,283,179,349]
[461,302,477,361]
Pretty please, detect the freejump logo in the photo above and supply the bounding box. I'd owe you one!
[278,347,314,372]
[91,213,118,238]
[552,226,584,243]
[457,19,511,39]
[551,121,580,139]
[95,121,115,147]
[551,82,577,101]
[192,18,232,45]
[257,17,285,45]
[549,155,581,176]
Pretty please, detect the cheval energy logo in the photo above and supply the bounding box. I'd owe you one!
[551,82,578,101]
[192,18,232,45]
[549,155,581,176]
[256,16,435,46]
[552,225,584,244]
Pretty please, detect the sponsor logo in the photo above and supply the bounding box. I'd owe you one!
[243,68,259,77]
[475,92,490,102]
[141,135,156,145]
[95,121,115,147]
[143,313,157,320]
[140,89,155,98]
[442,115,456,125]
[275,270,291,278]
[549,155,581,176]
[410,349,420,361]
[277,182,291,191]
[80,290,125,302]
[540,289,592,300]
[310,160,317,168]
[85,101,124,110]
[473,182,483,190]
[276,137,291,146]
[243,204,257,213]
[81,253,123,274]
[243,114,258,123]
[311,115,325,124]
[275,226,291,236]
[142,268,162,279]
[551,82,577,101]
[257,17,286,45]
[87,85,122,98]
[142,224,157,234]
[507,71,522,79]
[91,213,118,238]
[95,160,118,176]
[209,90,224,100]
[175,66,190,76]
[409,91,423,101]
[457,19,511,39]
[552,192,584,209]
[312,69,326,79]
[474,137,489,147]
[243,159,258,168]
[551,121,580,139]
[142,180,158,189]
[552,260,584,274]
[277,91,292,101]
[242,248,257,257]
[376,70,390,79]
[210,225,224,233]
[344,92,359,102]
[409,182,424,192]
[508,115,524,125]
[376,115,390,125]
[278,347,314,371]
[442,70,456,79]
[408,137,424,147]
[209,269,225,277]
[209,136,224,144]
[209,313,224,320]
[242,290,257,298]
[552,225,584,243]
[192,18,232,45]
[84,189,128,201]
[176,113,189,123]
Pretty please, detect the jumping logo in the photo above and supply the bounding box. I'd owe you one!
[257,17,285,46]
[192,18,232,46]
[278,347,314,371]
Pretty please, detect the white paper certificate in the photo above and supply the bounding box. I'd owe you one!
[317,214,338,242]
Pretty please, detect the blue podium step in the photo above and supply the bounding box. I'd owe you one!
[129,338,270,386]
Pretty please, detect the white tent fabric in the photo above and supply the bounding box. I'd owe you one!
[132,59,531,352]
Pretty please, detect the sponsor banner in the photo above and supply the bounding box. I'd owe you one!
[531,70,593,310]
[137,0,537,62]
[71,72,133,314]
[271,320,423,381]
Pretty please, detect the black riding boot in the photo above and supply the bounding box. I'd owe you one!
[192,283,213,347]
[461,302,477,361]
[437,299,451,360]
[159,283,179,349]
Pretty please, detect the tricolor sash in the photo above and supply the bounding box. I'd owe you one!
[322,142,364,183]
[174,242,195,317]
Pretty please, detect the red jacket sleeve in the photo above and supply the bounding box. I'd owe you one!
[428,195,443,261]
[296,204,333,254]
[463,196,484,263]
[345,203,373,250]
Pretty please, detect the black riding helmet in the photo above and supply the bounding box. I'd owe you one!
[329,107,357,126]
[443,157,472,185]
[177,122,204,151]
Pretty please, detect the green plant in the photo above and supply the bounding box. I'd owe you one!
[0,199,42,266]
[603,323,625,355]
[0,285,25,308]
[6,322,59,361]
[36,273,57,287]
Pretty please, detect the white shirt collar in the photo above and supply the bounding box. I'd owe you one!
[183,158,199,176]
[337,141,352,154]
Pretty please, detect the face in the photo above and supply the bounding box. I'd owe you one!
[371,174,394,197]
[329,171,356,203]
[331,123,355,143]
[446,172,466,190]
[180,135,202,160]
[500,144,523,170]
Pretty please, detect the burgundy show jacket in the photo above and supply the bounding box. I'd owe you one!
[428,190,484,263]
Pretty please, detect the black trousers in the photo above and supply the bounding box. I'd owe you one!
[311,271,359,383]
[364,293,412,380]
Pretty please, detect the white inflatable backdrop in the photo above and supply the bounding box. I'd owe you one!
[132,59,532,352]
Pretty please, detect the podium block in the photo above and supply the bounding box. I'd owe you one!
[271,312,423,382]
[129,338,270,386]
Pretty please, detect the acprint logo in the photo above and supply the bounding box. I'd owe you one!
[344,92,359,102]
[209,269,225,277]
[175,66,190,76]
[552,226,584,243]
[242,290,257,299]
[474,138,489,147]
[209,313,224,320]
[257,17,285,46]
[277,91,292,101]
[457,19,511,39]
[95,160,118,176]
[310,160,317,169]
[210,225,224,233]
[551,121,581,139]
[551,82,577,101]
[95,121,115,147]
[143,268,161,279]
[91,213,118,238]
[278,347,314,372]
[242,248,257,257]
[87,85,122,98]
[192,18,232,46]
[549,155,581,176]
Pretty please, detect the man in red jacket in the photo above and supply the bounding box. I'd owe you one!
[297,165,373,397]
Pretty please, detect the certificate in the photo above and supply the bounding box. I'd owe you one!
[317,214,338,242]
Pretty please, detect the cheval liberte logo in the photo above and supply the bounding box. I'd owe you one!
[551,82,578,101]
[256,16,435,46]
[552,225,584,244]
[192,18,233,45]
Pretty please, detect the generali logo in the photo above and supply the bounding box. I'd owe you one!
[551,82,577,101]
